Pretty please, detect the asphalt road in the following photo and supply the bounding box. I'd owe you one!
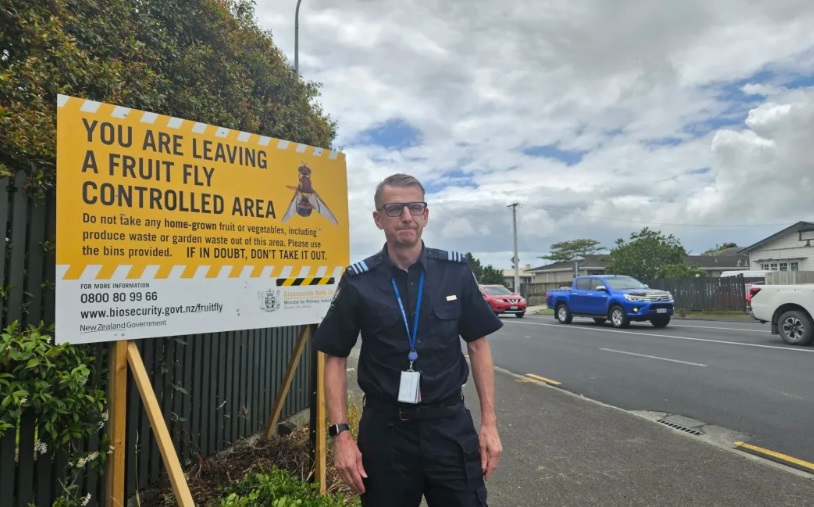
[488,313,814,468]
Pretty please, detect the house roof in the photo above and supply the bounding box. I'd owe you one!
[708,246,742,256]
[529,254,612,272]
[738,221,814,254]
[529,253,748,273]
[685,254,749,269]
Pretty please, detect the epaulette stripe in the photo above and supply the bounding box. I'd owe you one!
[349,260,369,275]
[445,250,465,262]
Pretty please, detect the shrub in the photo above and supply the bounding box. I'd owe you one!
[0,321,109,506]
[219,466,360,507]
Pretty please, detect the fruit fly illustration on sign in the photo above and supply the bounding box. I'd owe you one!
[282,163,339,225]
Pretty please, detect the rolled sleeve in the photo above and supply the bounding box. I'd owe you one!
[458,268,503,342]
[313,273,360,357]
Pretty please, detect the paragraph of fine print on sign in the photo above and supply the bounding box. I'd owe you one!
[81,212,329,262]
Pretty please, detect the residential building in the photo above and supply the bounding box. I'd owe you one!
[685,253,750,277]
[527,255,611,284]
[501,264,536,291]
[738,221,814,272]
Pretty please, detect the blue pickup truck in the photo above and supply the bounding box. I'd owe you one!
[546,275,674,328]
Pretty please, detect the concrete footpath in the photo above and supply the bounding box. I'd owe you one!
[343,348,814,506]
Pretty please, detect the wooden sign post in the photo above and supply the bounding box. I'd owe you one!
[105,341,194,507]
[105,342,127,505]
[263,323,327,494]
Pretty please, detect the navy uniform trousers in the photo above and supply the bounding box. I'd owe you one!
[357,392,489,507]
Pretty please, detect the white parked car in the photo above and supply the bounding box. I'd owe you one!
[750,284,814,346]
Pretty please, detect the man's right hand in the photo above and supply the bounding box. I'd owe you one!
[333,432,367,495]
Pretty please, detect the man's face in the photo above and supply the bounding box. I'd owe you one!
[373,184,428,247]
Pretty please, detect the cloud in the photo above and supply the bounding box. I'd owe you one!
[352,118,423,150]
[259,0,814,269]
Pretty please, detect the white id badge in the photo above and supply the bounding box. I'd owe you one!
[397,370,421,404]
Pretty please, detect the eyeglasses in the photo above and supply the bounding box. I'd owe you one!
[378,201,427,217]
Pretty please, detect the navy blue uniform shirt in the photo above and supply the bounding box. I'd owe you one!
[313,243,504,405]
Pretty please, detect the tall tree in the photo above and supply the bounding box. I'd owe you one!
[539,239,606,263]
[480,265,506,285]
[660,262,704,279]
[702,242,739,255]
[606,227,698,280]
[465,252,484,281]
[0,0,337,198]
[463,253,506,285]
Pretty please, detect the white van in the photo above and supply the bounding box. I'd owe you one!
[720,270,770,278]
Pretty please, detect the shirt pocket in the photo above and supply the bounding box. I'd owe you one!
[364,310,402,332]
[431,299,461,340]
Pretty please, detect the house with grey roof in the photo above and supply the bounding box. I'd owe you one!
[526,254,613,284]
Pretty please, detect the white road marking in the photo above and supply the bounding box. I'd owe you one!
[599,348,708,367]
[672,324,770,334]
[506,320,814,354]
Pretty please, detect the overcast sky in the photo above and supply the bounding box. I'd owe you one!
[257,0,814,270]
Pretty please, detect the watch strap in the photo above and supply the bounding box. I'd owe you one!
[329,423,350,437]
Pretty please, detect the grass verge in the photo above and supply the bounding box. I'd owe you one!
[675,311,755,321]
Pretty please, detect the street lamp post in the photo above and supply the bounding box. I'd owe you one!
[571,256,585,278]
[294,0,303,74]
[508,203,520,293]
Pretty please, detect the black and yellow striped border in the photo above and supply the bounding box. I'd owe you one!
[276,277,336,287]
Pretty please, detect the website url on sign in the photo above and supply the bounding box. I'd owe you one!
[79,303,223,320]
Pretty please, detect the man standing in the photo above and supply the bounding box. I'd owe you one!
[313,173,504,506]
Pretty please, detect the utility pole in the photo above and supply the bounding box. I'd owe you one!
[295,0,303,74]
[508,203,520,294]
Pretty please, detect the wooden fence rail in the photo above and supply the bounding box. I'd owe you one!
[765,271,814,285]
[0,176,313,506]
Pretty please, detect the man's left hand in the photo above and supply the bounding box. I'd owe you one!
[479,424,502,480]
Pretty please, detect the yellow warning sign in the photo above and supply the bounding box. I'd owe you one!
[55,94,349,344]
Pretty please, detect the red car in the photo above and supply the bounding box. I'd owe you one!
[480,284,527,318]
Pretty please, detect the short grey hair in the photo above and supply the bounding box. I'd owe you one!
[374,173,426,209]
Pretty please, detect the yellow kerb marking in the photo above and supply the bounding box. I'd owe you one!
[735,442,814,472]
[525,373,562,386]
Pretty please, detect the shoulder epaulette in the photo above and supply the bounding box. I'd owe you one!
[346,253,384,276]
[427,248,467,263]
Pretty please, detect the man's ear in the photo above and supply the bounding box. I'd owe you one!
[372,211,384,229]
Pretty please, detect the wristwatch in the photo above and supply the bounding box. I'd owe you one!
[329,423,350,438]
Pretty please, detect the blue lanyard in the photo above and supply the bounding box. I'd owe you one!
[391,271,424,367]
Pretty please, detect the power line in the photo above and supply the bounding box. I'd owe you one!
[523,205,795,228]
